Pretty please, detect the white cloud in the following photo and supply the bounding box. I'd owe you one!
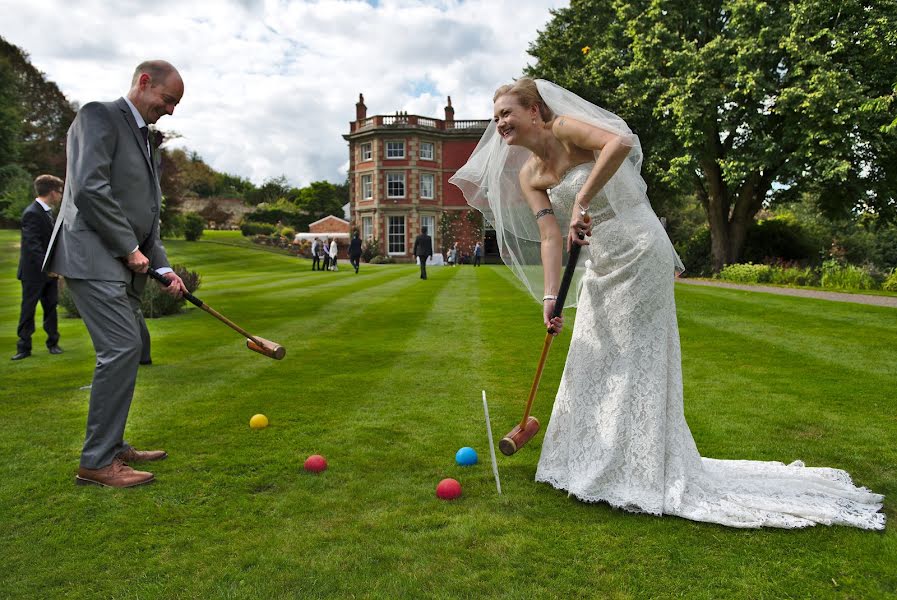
[0,0,567,186]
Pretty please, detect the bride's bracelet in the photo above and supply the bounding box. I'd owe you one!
[543,294,558,302]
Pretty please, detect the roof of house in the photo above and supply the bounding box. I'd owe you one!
[309,214,350,228]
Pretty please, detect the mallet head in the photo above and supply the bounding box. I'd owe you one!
[246,336,286,360]
[499,416,540,456]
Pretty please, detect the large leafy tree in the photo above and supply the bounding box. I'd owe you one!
[0,37,76,177]
[0,56,21,167]
[244,175,293,206]
[296,180,347,221]
[527,0,897,270]
[0,55,31,224]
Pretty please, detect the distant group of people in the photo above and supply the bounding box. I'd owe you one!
[310,236,339,271]
[310,232,363,274]
[446,241,483,267]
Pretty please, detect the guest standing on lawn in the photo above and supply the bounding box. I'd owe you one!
[329,238,339,271]
[349,232,362,273]
[311,237,321,271]
[13,174,64,361]
[413,227,433,280]
[44,60,188,488]
[322,237,331,272]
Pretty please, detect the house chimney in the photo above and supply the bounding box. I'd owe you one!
[356,93,367,121]
[444,96,454,125]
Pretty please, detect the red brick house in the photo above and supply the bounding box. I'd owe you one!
[344,94,492,263]
[304,215,350,259]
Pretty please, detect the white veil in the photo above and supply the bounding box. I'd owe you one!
[449,79,683,306]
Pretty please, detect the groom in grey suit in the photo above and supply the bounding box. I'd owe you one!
[44,60,188,487]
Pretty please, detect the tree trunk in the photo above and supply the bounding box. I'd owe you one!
[699,156,730,271]
[726,176,757,265]
[727,173,771,266]
[708,205,730,272]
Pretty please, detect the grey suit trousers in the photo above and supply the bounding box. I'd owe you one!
[66,277,143,469]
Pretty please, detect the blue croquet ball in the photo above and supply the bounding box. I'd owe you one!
[455,446,478,466]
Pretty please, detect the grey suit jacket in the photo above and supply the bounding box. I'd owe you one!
[43,97,169,287]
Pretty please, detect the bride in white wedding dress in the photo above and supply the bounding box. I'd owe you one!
[450,78,884,530]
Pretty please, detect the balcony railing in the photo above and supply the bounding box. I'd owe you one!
[449,119,491,130]
[352,115,489,133]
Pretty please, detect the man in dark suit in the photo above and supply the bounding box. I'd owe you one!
[322,237,332,271]
[13,175,65,361]
[348,231,363,273]
[413,226,433,280]
[44,60,188,488]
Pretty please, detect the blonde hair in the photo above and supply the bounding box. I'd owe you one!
[493,77,554,122]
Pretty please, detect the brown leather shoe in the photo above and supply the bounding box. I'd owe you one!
[117,447,168,463]
[76,458,154,488]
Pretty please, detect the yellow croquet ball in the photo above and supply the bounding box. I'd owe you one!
[249,414,269,430]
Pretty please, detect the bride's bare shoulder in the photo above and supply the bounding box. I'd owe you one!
[552,114,624,152]
[550,114,577,133]
[519,155,552,191]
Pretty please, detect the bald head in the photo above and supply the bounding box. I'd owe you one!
[127,60,184,125]
[131,60,178,87]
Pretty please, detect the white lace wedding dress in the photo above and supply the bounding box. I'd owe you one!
[534,163,885,529]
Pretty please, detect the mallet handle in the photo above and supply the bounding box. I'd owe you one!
[519,333,554,428]
[549,233,585,331]
[148,268,203,308]
[148,268,262,344]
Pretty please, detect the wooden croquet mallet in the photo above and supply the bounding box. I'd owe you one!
[499,221,587,456]
[148,268,286,360]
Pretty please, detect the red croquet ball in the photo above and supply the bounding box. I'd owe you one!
[436,478,462,500]
[304,454,327,473]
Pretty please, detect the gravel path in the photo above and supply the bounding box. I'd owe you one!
[676,278,897,308]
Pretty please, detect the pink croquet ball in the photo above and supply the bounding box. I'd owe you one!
[304,454,327,473]
[436,478,462,500]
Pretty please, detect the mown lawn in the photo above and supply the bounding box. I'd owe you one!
[0,229,894,599]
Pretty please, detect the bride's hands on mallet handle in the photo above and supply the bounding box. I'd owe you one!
[567,202,592,252]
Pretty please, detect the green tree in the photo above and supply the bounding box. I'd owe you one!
[245,175,292,205]
[0,56,27,225]
[296,180,346,221]
[215,172,255,198]
[0,164,32,224]
[0,56,21,168]
[0,37,76,177]
[182,212,205,241]
[527,0,897,270]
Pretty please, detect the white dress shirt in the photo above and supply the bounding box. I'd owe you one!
[122,96,171,276]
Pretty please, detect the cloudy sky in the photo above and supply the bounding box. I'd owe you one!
[1,0,567,187]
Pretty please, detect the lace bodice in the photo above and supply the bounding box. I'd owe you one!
[547,162,615,225]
